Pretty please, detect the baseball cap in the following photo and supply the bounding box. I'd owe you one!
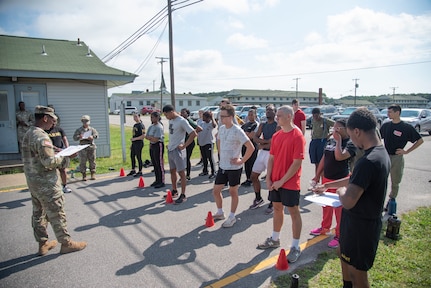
[81,115,91,122]
[34,105,58,120]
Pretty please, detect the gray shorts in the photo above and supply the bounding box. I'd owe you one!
[168,148,187,172]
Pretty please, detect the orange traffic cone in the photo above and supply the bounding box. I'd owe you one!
[275,249,289,270]
[165,190,173,204]
[138,176,145,188]
[119,167,125,177]
[205,211,215,227]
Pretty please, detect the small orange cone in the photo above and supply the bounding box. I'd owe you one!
[138,176,145,188]
[119,167,125,177]
[205,211,215,227]
[275,249,289,270]
[165,190,173,204]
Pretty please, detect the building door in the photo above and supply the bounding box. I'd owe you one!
[14,84,47,112]
[0,85,18,153]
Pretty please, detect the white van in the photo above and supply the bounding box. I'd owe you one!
[113,106,138,115]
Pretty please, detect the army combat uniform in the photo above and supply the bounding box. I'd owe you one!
[73,115,99,180]
[16,109,34,150]
[22,106,87,255]
[22,125,72,244]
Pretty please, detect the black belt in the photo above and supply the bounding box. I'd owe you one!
[263,148,270,151]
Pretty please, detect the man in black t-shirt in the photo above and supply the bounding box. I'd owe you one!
[45,119,72,193]
[310,119,356,248]
[380,104,423,209]
[240,109,259,187]
[314,108,390,288]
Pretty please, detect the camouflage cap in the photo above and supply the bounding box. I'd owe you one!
[34,105,58,120]
[81,115,90,122]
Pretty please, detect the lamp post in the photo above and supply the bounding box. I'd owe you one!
[353,79,359,106]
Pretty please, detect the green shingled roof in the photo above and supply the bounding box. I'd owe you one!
[0,35,137,87]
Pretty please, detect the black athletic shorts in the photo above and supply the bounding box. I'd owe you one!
[268,188,300,207]
[339,211,382,271]
[215,168,242,187]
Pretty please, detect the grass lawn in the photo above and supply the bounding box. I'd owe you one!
[271,206,431,287]
[70,124,203,174]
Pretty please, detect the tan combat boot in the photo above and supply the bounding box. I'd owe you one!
[82,172,87,181]
[60,240,87,254]
[90,172,96,180]
[38,240,58,256]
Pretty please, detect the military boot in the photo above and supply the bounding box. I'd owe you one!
[38,240,58,256]
[82,172,87,181]
[60,240,87,254]
[90,172,96,180]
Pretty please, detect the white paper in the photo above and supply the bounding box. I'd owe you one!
[56,145,89,157]
[304,192,342,207]
[82,130,92,139]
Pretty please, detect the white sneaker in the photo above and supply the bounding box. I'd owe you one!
[222,216,236,228]
[62,186,72,193]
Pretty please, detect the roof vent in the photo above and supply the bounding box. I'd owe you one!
[41,45,47,56]
[86,47,93,57]
[77,38,82,46]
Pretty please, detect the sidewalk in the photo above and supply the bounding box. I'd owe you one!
[0,173,27,192]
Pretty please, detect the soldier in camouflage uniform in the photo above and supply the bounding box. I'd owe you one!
[21,105,87,255]
[73,115,99,181]
[16,101,34,151]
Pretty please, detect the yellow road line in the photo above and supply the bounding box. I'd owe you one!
[205,233,331,288]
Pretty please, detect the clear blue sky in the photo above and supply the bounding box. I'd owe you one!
[1,0,430,98]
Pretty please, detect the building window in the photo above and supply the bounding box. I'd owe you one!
[188,100,192,106]
[246,97,249,100]
[179,100,183,106]
[273,97,276,101]
[196,100,200,106]
[259,97,262,100]
[127,101,131,106]
[280,97,283,100]
[139,101,143,106]
[146,101,151,105]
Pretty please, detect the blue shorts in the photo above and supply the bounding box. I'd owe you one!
[309,139,327,164]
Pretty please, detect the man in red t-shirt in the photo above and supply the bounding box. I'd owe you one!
[257,105,306,264]
[292,99,306,135]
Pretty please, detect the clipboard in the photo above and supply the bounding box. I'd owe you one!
[56,145,90,157]
[304,192,342,207]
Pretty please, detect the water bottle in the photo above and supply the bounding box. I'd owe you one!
[388,198,397,215]
[385,214,401,240]
[290,274,299,288]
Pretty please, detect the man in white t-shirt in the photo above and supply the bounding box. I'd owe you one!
[162,105,197,204]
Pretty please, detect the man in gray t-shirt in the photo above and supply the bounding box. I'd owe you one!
[162,105,197,204]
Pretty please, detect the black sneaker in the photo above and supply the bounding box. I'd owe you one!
[133,172,143,177]
[127,170,136,176]
[174,194,187,204]
[154,183,165,188]
[241,180,251,186]
[199,172,208,176]
[163,189,178,198]
[208,174,215,179]
[186,176,191,181]
[150,181,158,187]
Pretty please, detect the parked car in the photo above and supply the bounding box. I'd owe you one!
[379,108,388,120]
[331,107,384,128]
[112,106,138,115]
[141,106,160,115]
[190,106,219,120]
[383,108,431,134]
[305,105,338,129]
[239,105,261,120]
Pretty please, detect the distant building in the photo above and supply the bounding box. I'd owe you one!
[109,90,208,112]
[224,89,324,107]
[0,35,136,160]
[333,97,375,107]
[375,94,428,108]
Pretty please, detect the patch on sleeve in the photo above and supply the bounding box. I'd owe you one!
[43,140,53,147]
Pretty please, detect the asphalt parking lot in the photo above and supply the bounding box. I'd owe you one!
[0,117,430,287]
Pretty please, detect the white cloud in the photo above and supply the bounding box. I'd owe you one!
[226,33,268,50]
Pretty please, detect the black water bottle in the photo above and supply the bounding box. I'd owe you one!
[290,274,299,288]
[386,214,401,240]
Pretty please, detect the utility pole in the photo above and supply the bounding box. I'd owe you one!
[293,78,300,98]
[353,78,359,106]
[167,0,175,106]
[390,86,398,101]
[156,57,168,110]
